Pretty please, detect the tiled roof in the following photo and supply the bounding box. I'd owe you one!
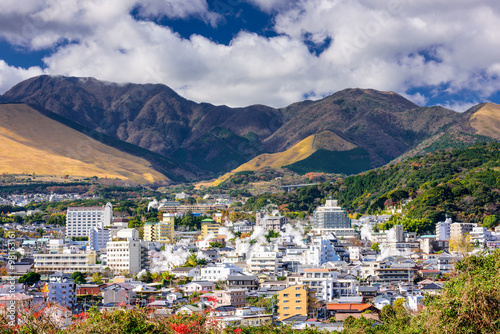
[327,303,372,311]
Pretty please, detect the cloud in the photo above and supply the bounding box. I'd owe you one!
[245,0,298,13]
[437,101,478,113]
[401,92,428,106]
[0,0,499,108]
[0,60,43,94]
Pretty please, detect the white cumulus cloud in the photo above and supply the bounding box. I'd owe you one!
[0,0,499,109]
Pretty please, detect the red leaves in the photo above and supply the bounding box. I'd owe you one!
[207,296,218,309]
[170,323,192,334]
[234,327,243,334]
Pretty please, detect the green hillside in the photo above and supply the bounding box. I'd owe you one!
[284,148,371,175]
[244,143,500,230]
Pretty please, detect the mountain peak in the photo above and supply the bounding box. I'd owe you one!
[469,103,500,140]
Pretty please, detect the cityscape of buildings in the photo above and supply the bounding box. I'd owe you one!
[1,195,497,331]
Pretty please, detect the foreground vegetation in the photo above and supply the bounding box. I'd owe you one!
[3,251,500,333]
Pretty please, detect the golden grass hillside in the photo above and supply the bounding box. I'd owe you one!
[197,131,356,188]
[470,103,500,140]
[0,104,169,183]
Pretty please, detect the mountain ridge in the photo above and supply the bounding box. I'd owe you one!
[0,103,169,183]
[2,75,499,181]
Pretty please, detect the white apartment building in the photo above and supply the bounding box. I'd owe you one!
[66,202,113,237]
[46,273,77,308]
[48,239,66,254]
[306,235,341,266]
[436,218,452,241]
[232,221,255,234]
[34,249,101,274]
[311,199,357,238]
[300,268,358,301]
[89,227,110,251]
[348,247,361,261]
[196,263,243,282]
[470,226,494,246]
[248,246,284,274]
[106,229,144,275]
[313,199,351,230]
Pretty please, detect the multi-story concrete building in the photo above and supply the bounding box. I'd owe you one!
[197,263,243,281]
[226,273,260,291]
[213,289,247,307]
[45,273,76,308]
[450,222,477,241]
[88,227,110,251]
[200,218,221,239]
[306,234,349,266]
[299,268,358,301]
[248,246,284,274]
[470,226,493,247]
[66,202,113,237]
[34,249,100,274]
[277,285,317,321]
[313,199,351,229]
[312,199,357,238]
[143,213,175,244]
[232,220,255,234]
[371,264,417,283]
[436,218,452,241]
[106,229,146,275]
[256,212,286,233]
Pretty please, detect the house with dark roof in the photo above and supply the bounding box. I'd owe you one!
[226,273,259,290]
[420,282,443,295]
[357,286,379,299]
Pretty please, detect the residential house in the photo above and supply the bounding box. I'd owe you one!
[326,303,380,322]
[226,273,259,290]
[183,281,216,294]
[102,283,136,305]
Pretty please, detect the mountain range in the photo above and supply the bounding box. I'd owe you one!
[1,75,499,183]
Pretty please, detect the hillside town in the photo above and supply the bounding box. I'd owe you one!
[1,193,494,332]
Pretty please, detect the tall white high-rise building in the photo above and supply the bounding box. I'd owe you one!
[313,199,351,229]
[436,218,452,241]
[312,199,356,238]
[66,202,113,237]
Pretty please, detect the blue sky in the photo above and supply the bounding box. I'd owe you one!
[0,0,499,111]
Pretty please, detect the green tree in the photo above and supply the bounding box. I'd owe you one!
[47,213,66,226]
[18,272,41,284]
[208,241,224,249]
[138,271,153,283]
[92,272,103,284]
[71,271,87,284]
[36,228,46,237]
[482,215,499,229]
[265,230,280,242]
[371,243,380,252]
